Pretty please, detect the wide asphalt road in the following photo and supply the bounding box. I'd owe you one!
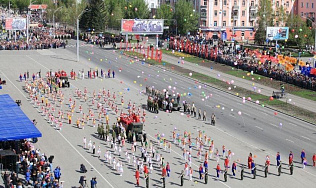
[0,41,315,187]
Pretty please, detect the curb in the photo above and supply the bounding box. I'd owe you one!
[121,52,316,126]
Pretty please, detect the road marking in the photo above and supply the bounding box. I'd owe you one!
[270,123,278,128]
[219,102,225,106]
[20,56,116,188]
[255,126,263,131]
[261,112,268,116]
[286,139,294,143]
[289,122,297,127]
[229,114,236,118]
[301,136,311,140]
[243,112,250,116]
[181,86,186,89]
[153,81,158,84]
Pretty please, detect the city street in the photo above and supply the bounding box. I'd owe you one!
[0,42,315,187]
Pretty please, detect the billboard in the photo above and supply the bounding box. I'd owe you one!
[121,19,164,34]
[266,27,289,40]
[5,18,27,30]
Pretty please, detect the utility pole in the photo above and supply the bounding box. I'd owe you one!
[53,6,63,36]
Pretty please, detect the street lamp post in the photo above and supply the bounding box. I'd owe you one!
[53,6,63,36]
[301,16,316,53]
[76,9,88,62]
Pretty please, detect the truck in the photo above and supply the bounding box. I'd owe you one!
[119,114,144,142]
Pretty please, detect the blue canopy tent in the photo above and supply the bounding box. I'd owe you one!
[0,94,42,141]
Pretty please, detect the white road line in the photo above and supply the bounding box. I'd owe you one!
[261,112,268,116]
[255,126,263,131]
[153,81,158,84]
[206,104,213,108]
[243,112,250,116]
[237,103,243,105]
[301,136,311,140]
[285,139,294,143]
[21,56,116,188]
[270,123,278,128]
[181,86,186,89]
[289,122,297,127]
[229,114,236,118]
[219,102,225,106]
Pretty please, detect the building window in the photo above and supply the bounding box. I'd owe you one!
[234,1,237,6]
[204,0,207,6]
[276,11,279,16]
[276,1,279,7]
[242,21,245,26]
[276,21,279,25]
[234,21,237,26]
[312,3,314,8]
[242,0,245,6]
[214,0,218,6]
[250,32,253,36]
[151,3,154,8]
[301,12,303,16]
[202,21,206,27]
[251,1,254,6]
[286,11,289,15]
[301,2,303,8]
[241,31,245,37]
[306,3,308,8]
[214,10,218,16]
[250,21,253,26]
[286,1,289,7]
[242,11,245,16]
[223,10,226,16]
[214,21,217,26]
[224,0,227,5]
[223,21,226,26]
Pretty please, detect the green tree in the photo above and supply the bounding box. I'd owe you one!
[286,15,313,47]
[80,0,106,32]
[174,0,198,35]
[156,4,174,26]
[254,19,266,45]
[255,0,273,45]
[124,0,149,19]
[104,0,125,29]
[60,0,86,27]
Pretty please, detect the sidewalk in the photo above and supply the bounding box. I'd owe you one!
[101,39,316,113]
[161,53,316,113]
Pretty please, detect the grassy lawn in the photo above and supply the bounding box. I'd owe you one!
[162,49,316,102]
[124,51,169,66]
[122,50,316,123]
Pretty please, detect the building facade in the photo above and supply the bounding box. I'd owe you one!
[199,0,296,42]
[296,0,316,21]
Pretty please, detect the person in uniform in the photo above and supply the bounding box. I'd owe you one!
[204,169,208,184]
[179,170,184,186]
[145,173,149,188]
[135,168,140,186]
[251,160,256,179]
[240,165,244,180]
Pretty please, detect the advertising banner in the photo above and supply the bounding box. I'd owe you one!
[266,27,289,40]
[5,18,27,30]
[121,19,164,34]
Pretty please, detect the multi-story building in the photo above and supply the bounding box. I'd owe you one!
[199,0,295,42]
[296,0,316,21]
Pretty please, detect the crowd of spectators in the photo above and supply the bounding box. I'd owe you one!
[169,37,316,91]
[1,139,63,188]
[0,7,73,51]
